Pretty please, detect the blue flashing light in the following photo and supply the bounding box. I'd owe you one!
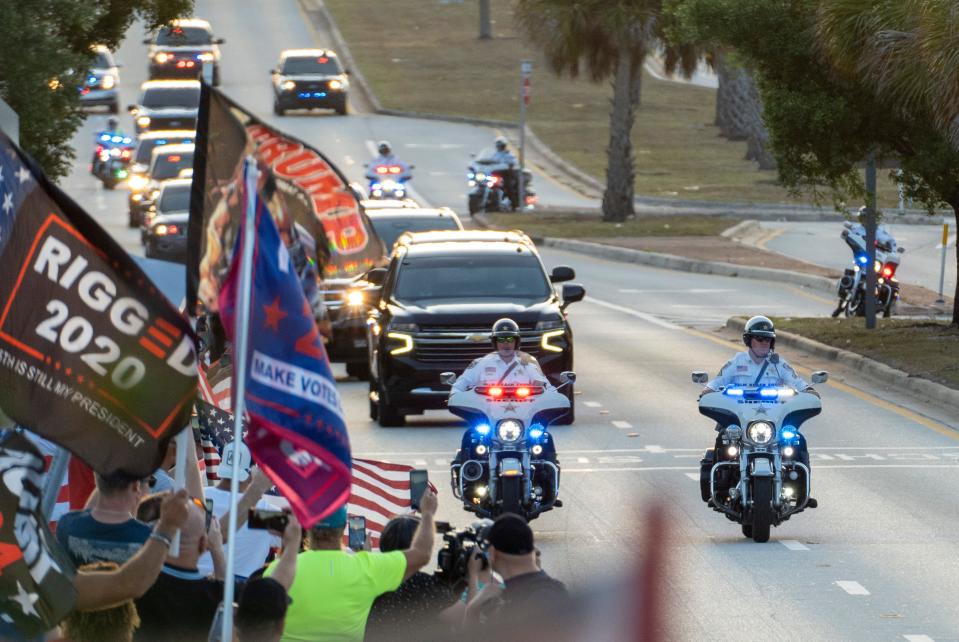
[781,430,796,440]
[857,254,869,265]
[99,133,111,142]
[475,424,491,436]
[88,75,97,84]
[759,388,779,398]
[529,426,544,440]
[157,139,168,145]
[724,388,744,397]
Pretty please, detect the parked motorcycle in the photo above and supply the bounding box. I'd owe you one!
[467,156,536,215]
[833,221,905,318]
[91,134,134,190]
[365,161,413,199]
[443,371,573,522]
[692,366,828,543]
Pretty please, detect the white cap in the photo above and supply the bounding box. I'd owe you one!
[219,441,252,482]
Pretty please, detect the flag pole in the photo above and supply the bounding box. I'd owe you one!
[40,447,69,519]
[220,156,258,642]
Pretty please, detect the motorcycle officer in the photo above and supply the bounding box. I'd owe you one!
[91,117,130,175]
[846,205,898,254]
[488,136,520,209]
[366,141,399,177]
[699,315,819,508]
[451,318,558,462]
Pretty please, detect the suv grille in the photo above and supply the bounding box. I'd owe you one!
[149,115,197,130]
[412,330,545,364]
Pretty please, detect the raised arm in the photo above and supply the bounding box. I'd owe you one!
[402,490,437,581]
[218,465,274,540]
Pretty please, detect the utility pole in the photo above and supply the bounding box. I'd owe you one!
[864,152,878,329]
[518,60,531,211]
[0,97,19,145]
[479,0,492,39]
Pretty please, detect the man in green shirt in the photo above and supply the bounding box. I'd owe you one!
[266,489,438,642]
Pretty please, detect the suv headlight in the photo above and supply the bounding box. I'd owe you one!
[155,52,170,64]
[541,329,565,353]
[100,75,115,90]
[535,319,564,330]
[136,116,151,128]
[328,79,343,90]
[282,80,296,91]
[747,421,774,444]
[497,420,523,442]
[346,290,364,307]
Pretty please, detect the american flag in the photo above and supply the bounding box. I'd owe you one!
[196,366,236,481]
[24,432,94,529]
[0,141,33,256]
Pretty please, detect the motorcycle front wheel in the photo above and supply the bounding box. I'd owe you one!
[750,477,774,543]
[468,193,484,215]
[499,476,523,516]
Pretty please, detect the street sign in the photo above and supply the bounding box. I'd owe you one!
[521,60,533,76]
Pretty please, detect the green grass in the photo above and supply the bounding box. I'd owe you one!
[485,212,741,238]
[773,317,959,389]
[326,0,906,206]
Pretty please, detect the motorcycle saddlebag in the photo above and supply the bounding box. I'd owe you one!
[699,450,715,502]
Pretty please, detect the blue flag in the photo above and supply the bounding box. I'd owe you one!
[218,169,351,528]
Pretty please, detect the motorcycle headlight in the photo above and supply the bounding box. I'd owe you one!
[100,75,115,90]
[282,80,296,91]
[497,420,523,442]
[128,174,148,191]
[747,421,774,444]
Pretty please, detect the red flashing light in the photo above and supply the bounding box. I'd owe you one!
[121,150,132,159]
[375,166,389,174]
[95,145,104,155]
[166,155,182,162]
[882,264,895,278]
[388,165,402,174]
[488,386,504,398]
[318,57,329,63]
[490,175,503,186]
[516,387,531,398]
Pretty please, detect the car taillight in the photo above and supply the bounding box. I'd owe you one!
[882,263,896,278]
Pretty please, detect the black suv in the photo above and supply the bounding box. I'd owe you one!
[365,230,584,427]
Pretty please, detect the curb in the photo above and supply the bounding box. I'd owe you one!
[541,237,837,294]
[724,317,959,410]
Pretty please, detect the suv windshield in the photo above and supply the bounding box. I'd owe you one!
[371,216,460,250]
[151,151,194,181]
[159,185,192,212]
[135,136,194,165]
[141,87,200,109]
[93,51,114,69]
[281,56,342,75]
[393,253,551,303]
[156,26,213,46]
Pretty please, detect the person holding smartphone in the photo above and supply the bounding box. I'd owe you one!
[265,490,439,641]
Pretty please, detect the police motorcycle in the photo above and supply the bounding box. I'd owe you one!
[833,220,905,318]
[466,151,536,215]
[442,370,573,522]
[692,364,828,543]
[91,131,135,190]
[364,161,414,200]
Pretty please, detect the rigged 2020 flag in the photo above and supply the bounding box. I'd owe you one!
[0,131,197,477]
[218,173,351,529]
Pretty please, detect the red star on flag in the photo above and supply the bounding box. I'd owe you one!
[263,296,288,331]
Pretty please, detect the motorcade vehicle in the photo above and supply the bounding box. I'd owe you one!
[144,19,224,85]
[365,161,414,200]
[467,149,536,215]
[128,80,200,135]
[91,134,134,189]
[833,220,904,318]
[126,130,196,226]
[692,366,829,543]
[367,208,462,250]
[364,230,584,426]
[359,198,420,211]
[80,46,121,113]
[143,179,191,263]
[445,370,573,522]
[271,49,349,116]
[130,143,195,228]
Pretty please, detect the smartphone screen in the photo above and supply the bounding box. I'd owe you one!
[409,469,429,511]
[348,515,366,550]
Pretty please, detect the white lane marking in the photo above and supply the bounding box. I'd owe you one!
[584,401,602,408]
[434,458,447,466]
[612,420,633,429]
[780,540,809,551]
[619,288,737,294]
[904,635,936,642]
[414,459,427,467]
[577,457,589,464]
[836,581,870,596]
[684,473,699,481]
[645,445,665,453]
[618,288,640,293]
[584,296,682,330]
[343,155,355,165]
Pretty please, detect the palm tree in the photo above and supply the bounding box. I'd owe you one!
[515,0,697,221]
[815,0,959,152]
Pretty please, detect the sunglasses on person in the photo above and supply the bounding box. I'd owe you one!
[751,337,772,344]
[192,497,214,532]
[495,336,518,344]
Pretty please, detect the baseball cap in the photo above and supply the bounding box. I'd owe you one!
[236,577,291,627]
[218,441,252,482]
[314,505,347,529]
[485,513,534,555]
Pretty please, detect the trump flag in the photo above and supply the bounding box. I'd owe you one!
[218,169,351,528]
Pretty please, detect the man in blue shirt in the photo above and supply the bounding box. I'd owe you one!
[56,470,153,567]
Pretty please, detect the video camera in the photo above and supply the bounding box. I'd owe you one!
[433,519,493,589]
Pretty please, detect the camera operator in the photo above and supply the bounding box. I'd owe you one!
[366,515,460,640]
[464,514,568,627]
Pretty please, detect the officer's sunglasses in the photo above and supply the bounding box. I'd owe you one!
[495,336,518,344]
[751,337,772,344]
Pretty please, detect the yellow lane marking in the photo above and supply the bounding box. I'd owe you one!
[786,285,836,306]
[681,326,958,440]
[756,227,786,250]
